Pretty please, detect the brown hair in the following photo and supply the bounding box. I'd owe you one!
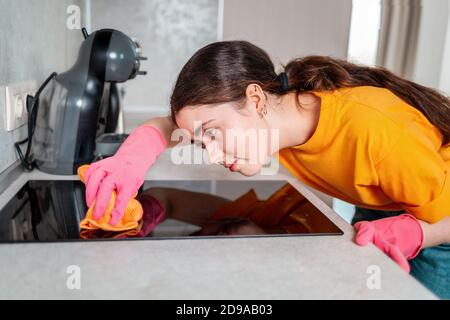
[170,41,450,145]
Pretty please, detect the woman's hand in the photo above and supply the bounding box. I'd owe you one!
[84,123,168,226]
[353,214,424,272]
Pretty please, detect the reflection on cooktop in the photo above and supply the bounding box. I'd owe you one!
[0,180,343,243]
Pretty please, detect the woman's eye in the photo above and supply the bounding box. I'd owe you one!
[204,128,216,135]
[191,139,205,148]
[204,128,217,140]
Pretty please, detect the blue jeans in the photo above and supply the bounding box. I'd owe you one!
[352,207,450,299]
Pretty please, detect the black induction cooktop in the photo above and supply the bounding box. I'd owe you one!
[0,180,343,243]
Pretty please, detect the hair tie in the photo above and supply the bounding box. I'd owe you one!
[278,72,290,92]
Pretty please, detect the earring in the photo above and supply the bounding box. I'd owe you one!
[258,102,268,118]
[259,107,267,118]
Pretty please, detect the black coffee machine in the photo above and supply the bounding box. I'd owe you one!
[16,28,147,175]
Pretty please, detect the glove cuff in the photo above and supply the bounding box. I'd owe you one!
[400,214,424,260]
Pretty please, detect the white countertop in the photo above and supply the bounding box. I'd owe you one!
[0,151,436,299]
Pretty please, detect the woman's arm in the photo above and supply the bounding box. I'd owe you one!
[419,216,450,248]
[141,116,184,148]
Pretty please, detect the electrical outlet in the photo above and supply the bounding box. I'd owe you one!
[4,81,37,131]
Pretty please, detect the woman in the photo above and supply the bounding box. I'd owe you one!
[84,41,450,298]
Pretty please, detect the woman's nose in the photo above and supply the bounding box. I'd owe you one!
[204,141,224,165]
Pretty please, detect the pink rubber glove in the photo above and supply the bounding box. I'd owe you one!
[84,125,167,226]
[354,214,424,272]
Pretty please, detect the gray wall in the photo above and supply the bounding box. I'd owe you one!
[223,0,352,66]
[439,1,450,95]
[90,0,220,112]
[0,0,85,174]
[412,0,449,90]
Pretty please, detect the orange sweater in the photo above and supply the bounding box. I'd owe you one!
[277,86,450,223]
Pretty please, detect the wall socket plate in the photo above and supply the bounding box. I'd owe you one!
[3,81,37,131]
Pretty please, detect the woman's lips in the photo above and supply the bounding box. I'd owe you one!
[229,160,238,171]
[222,159,239,171]
[223,159,234,168]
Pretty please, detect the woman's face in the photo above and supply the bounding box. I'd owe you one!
[175,97,274,176]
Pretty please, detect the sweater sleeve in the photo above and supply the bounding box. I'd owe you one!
[375,127,450,223]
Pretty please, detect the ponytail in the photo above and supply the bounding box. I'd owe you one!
[284,56,450,145]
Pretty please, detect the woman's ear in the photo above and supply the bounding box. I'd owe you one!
[245,83,266,115]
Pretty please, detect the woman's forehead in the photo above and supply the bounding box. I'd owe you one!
[176,107,207,129]
[176,103,229,129]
